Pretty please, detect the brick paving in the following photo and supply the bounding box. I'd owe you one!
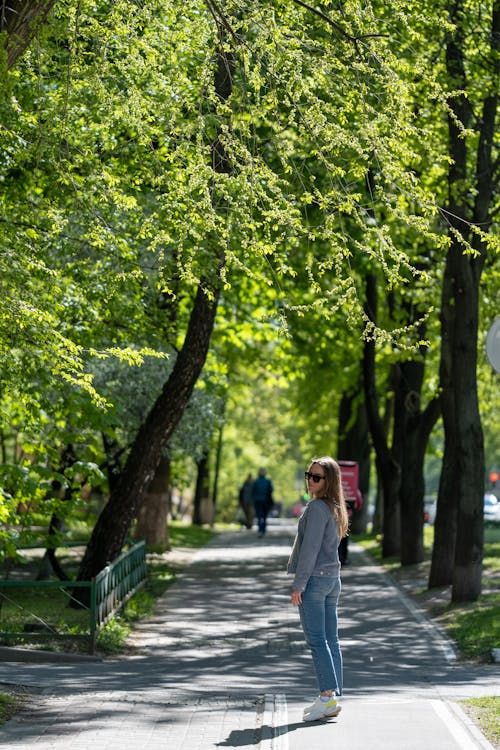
[2,692,262,749]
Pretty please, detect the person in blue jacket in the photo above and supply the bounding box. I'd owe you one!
[252,468,274,537]
[287,456,349,722]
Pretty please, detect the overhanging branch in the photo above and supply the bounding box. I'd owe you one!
[291,0,388,46]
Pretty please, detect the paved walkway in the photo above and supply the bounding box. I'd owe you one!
[0,520,498,749]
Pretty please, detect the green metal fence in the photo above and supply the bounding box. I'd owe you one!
[0,541,147,654]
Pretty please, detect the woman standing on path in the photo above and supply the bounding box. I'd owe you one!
[287,456,349,722]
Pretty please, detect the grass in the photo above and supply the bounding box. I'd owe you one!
[0,692,23,725]
[0,520,217,655]
[354,524,500,662]
[0,586,91,633]
[168,521,216,548]
[461,696,500,749]
[439,593,500,661]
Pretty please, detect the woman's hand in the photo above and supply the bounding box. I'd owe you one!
[291,590,302,606]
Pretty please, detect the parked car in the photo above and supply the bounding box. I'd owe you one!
[484,493,500,524]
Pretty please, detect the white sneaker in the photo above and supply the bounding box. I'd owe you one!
[303,695,341,722]
[303,693,341,714]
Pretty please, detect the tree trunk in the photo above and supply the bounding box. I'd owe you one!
[211,419,224,519]
[134,456,171,549]
[75,279,222,589]
[337,382,371,534]
[397,358,441,565]
[37,515,69,581]
[193,453,211,526]
[372,470,383,536]
[101,434,126,494]
[37,445,78,581]
[436,241,484,600]
[396,359,424,565]
[363,274,401,557]
[429,0,496,601]
[371,388,394,536]
[2,0,57,69]
[429,368,459,587]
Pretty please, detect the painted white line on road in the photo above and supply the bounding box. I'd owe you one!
[274,694,289,750]
[260,694,289,750]
[430,699,494,750]
[260,694,275,750]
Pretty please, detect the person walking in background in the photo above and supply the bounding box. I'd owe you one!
[252,468,274,537]
[338,487,363,566]
[238,473,254,529]
[287,456,349,722]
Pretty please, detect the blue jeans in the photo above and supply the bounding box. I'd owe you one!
[254,502,269,535]
[299,576,342,695]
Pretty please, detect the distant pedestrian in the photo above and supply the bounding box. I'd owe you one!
[287,456,349,722]
[338,487,363,565]
[238,473,254,529]
[252,468,274,537]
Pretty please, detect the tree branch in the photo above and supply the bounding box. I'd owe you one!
[290,0,388,45]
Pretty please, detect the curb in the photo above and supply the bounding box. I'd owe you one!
[0,645,101,663]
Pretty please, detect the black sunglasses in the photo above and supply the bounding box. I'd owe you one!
[305,471,325,483]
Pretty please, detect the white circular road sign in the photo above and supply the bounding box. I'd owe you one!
[486,318,500,374]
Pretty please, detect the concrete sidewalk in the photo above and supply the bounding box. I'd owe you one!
[0,520,498,749]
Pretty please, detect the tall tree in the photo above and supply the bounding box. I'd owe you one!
[430,0,499,601]
[76,20,235,581]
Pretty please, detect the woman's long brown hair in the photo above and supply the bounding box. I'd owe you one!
[308,456,349,538]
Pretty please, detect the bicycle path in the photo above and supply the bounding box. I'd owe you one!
[0,520,498,749]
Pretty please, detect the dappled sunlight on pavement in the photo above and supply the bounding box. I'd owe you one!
[0,522,498,749]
